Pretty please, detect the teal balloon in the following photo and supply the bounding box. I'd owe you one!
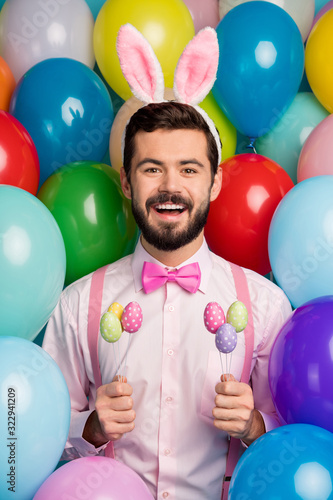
[229,424,333,500]
[268,176,333,308]
[85,0,107,19]
[315,0,332,15]
[256,92,329,184]
[0,186,66,340]
[0,337,70,500]
[212,1,304,138]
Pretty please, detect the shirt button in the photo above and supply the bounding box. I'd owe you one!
[164,448,171,456]
[162,493,169,498]
[165,396,173,404]
[167,349,174,356]
[168,305,175,312]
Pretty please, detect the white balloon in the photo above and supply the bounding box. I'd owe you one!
[0,0,95,82]
[219,0,315,41]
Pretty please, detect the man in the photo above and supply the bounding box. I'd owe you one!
[43,101,292,499]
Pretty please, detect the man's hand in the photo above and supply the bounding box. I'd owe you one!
[83,376,135,448]
[213,374,265,446]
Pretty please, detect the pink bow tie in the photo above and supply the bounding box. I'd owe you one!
[142,261,201,294]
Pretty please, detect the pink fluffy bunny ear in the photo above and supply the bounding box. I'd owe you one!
[173,27,219,106]
[116,23,165,104]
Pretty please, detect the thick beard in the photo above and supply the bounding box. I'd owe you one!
[131,193,210,252]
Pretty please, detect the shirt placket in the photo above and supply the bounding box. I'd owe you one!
[156,280,180,499]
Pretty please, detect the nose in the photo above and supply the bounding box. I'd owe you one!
[158,169,181,194]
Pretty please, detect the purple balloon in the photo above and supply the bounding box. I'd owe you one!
[33,456,154,500]
[269,295,333,433]
[215,323,237,353]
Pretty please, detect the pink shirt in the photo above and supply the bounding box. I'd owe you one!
[43,239,292,500]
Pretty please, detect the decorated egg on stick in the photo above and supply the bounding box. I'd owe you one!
[203,301,225,333]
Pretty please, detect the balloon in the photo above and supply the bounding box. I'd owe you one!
[183,0,219,32]
[305,10,333,112]
[0,0,95,82]
[10,58,114,188]
[212,2,304,139]
[268,175,333,308]
[0,186,66,340]
[215,323,237,353]
[229,423,333,499]
[85,0,107,19]
[205,153,294,275]
[219,0,315,42]
[37,161,139,285]
[256,92,329,184]
[269,296,333,432]
[93,0,195,100]
[315,0,332,15]
[0,337,70,500]
[310,0,333,30]
[0,110,40,194]
[297,113,333,182]
[0,56,15,111]
[33,456,154,499]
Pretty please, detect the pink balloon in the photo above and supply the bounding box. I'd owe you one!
[297,113,333,181]
[183,0,220,32]
[33,456,154,500]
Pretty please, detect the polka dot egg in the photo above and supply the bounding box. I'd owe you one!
[215,323,237,353]
[226,301,248,333]
[121,301,143,333]
[108,302,124,321]
[203,302,225,333]
[100,311,122,343]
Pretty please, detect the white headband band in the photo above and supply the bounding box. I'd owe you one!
[116,23,222,166]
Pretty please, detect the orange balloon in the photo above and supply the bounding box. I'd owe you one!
[0,57,15,112]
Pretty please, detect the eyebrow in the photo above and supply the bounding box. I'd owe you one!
[136,158,205,169]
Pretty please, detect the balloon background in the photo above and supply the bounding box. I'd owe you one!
[0,0,333,496]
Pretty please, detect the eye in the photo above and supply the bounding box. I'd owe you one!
[183,168,197,175]
[145,167,160,174]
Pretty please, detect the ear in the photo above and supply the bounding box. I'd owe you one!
[210,166,222,202]
[116,23,165,104]
[120,167,132,200]
[173,27,219,106]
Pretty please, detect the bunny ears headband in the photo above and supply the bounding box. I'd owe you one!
[116,24,222,166]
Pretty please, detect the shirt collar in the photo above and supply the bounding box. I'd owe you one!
[131,238,212,294]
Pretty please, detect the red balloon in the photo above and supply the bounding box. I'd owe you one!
[205,153,293,275]
[0,110,39,194]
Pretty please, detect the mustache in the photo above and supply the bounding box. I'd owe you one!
[146,193,193,212]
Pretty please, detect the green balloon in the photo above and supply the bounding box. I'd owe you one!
[38,161,139,285]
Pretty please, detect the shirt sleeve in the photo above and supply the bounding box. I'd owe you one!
[251,287,293,433]
[42,290,109,460]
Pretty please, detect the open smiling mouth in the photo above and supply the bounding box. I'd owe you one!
[153,203,187,215]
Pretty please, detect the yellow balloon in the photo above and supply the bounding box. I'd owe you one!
[199,92,237,162]
[93,0,195,101]
[305,10,333,113]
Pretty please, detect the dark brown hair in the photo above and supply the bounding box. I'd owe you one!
[123,101,221,180]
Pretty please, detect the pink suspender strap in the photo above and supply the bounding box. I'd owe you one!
[221,262,255,500]
[87,265,115,459]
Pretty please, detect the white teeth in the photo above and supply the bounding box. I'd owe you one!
[156,204,184,210]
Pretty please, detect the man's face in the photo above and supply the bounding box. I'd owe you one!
[121,128,222,252]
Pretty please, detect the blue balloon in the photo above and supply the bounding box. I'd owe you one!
[212,1,305,139]
[268,175,333,308]
[229,424,333,500]
[0,337,70,500]
[10,58,114,187]
[0,185,66,340]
